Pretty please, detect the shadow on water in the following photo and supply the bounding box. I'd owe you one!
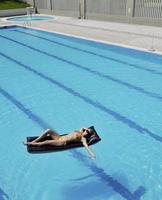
[62,179,114,200]
[0,186,9,200]
[63,150,146,200]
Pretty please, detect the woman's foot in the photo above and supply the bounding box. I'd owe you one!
[23,141,28,145]
[23,141,34,146]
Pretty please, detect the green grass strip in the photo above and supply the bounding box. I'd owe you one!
[0,0,30,10]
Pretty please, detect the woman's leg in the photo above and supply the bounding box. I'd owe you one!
[31,129,59,143]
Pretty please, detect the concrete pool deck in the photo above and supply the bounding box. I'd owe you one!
[1,15,162,54]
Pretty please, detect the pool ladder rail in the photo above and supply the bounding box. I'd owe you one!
[23,7,35,27]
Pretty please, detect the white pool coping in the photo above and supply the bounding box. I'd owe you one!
[1,15,162,55]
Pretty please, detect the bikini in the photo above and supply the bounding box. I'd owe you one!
[58,132,82,144]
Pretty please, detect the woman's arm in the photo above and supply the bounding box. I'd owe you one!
[81,137,96,160]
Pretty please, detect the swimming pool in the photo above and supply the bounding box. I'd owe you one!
[6,15,54,22]
[0,25,162,200]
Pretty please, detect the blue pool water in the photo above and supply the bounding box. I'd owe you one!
[0,25,162,200]
[7,15,54,22]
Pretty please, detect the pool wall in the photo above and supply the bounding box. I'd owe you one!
[0,8,26,17]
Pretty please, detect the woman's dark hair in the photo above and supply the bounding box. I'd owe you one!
[84,128,94,138]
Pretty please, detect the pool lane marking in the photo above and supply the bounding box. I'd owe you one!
[0,51,162,143]
[14,29,162,76]
[0,34,162,102]
[0,86,49,129]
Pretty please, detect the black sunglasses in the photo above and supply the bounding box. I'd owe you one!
[83,129,90,134]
